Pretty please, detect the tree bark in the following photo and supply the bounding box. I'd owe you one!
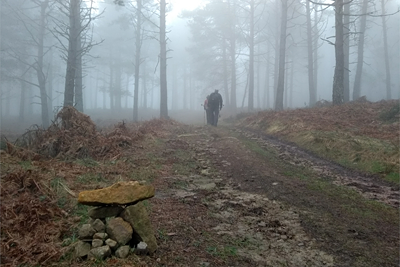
[264,42,270,109]
[274,0,287,111]
[332,0,345,105]
[222,38,230,107]
[133,0,142,121]
[248,0,255,111]
[343,1,350,102]
[313,1,319,99]
[63,0,80,108]
[228,0,237,113]
[352,0,368,100]
[306,0,316,107]
[381,0,391,99]
[37,0,50,127]
[159,0,168,118]
[75,29,84,112]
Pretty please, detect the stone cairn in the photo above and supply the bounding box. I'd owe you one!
[74,181,157,260]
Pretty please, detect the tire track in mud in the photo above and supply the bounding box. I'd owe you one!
[159,128,336,266]
[237,128,399,208]
[181,125,399,267]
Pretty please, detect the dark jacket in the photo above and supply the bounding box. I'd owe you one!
[208,92,223,110]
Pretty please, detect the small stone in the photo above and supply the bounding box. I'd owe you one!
[121,202,158,254]
[93,232,108,240]
[78,224,96,240]
[92,239,103,248]
[89,206,124,219]
[74,240,91,258]
[115,245,130,259]
[135,241,148,255]
[92,219,106,232]
[105,238,118,250]
[298,242,304,246]
[88,245,111,260]
[106,217,133,245]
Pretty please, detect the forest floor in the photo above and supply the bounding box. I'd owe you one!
[0,99,399,267]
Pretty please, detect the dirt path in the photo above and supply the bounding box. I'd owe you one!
[149,124,399,267]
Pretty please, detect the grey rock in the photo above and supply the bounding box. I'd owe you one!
[115,245,130,259]
[121,202,158,254]
[78,224,96,240]
[74,240,91,258]
[92,219,106,232]
[93,232,108,240]
[135,241,148,255]
[92,239,103,248]
[88,245,111,260]
[88,206,124,219]
[105,238,118,250]
[106,217,133,245]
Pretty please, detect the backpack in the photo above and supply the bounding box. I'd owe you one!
[208,92,219,108]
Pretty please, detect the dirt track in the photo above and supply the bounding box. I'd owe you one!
[150,123,399,267]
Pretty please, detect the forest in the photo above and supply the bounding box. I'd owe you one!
[0,0,399,130]
[1,1,400,266]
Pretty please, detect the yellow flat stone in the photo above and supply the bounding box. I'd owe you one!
[78,181,154,206]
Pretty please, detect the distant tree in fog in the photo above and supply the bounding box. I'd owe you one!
[159,0,168,118]
[274,0,288,111]
[352,0,369,100]
[380,0,392,100]
[1,0,53,127]
[53,0,101,111]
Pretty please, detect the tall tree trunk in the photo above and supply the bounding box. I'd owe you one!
[352,0,368,100]
[273,0,280,107]
[381,0,391,99]
[94,71,99,109]
[264,42,270,109]
[306,0,316,107]
[19,76,27,122]
[229,0,237,113]
[63,0,80,108]
[75,30,84,112]
[183,65,187,109]
[133,0,142,121]
[37,0,50,127]
[159,0,168,118]
[343,1,350,102]
[115,63,122,111]
[222,38,230,107]
[332,0,345,105]
[256,43,260,109]
[274,0,287,111]
[289,58,293,108]
[248,0,255,111]
[313,1,319,99]
[109,60,114,110]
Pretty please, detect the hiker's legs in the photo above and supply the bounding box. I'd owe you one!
[209,109,215,125]
[206,109,212,124]
[213,108,220,126]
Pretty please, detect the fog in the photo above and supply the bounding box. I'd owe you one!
[1,0,399,130]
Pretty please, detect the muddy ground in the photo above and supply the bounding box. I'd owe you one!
[0,101,399,267]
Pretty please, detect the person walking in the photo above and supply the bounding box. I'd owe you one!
[207,89,223,126]
[204,95,212,125]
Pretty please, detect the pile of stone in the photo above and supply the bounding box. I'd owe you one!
[73,181,157,260]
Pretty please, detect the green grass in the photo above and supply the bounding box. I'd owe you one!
[384,172,400,183]
[18,161,32,169]
[74,158,99,167]
[129,167,156,182]
[73,203,90,225]
[77,173,106,184]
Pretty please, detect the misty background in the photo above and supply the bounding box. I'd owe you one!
[0,0,399,131]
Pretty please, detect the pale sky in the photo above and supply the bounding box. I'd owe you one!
[168,0,207,21]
